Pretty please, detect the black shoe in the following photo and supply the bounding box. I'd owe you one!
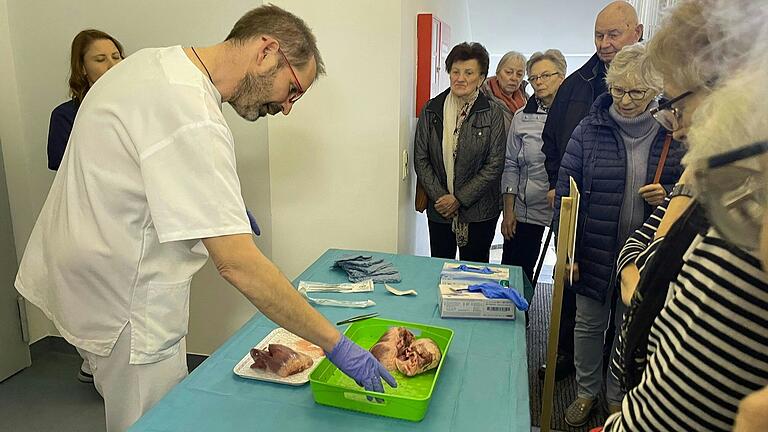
[538,355,575,381]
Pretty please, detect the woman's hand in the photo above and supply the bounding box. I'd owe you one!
[620,263,640,306]
[501,194,517,240]
[547,189,556,209]
[501,211,517,240]
[639,183,666,206]
[564,262,579,283]
[435,194,460,219]
[734,386,768,432]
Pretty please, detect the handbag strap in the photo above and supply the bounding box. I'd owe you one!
[653,133,672,184]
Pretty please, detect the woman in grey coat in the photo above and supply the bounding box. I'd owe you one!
[501,50,566,282]
[414,42,506,263]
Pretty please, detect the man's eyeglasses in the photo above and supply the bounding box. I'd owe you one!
[609,87,650,101]
[650,90,693,131]
[277,47,304,104]
[528,72,559,83]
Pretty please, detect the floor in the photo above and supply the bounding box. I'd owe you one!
[0,338,206,432]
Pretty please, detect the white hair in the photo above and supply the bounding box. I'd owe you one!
[645,0,768,92]
[526,49,567,77]
[605,43,662,93]
[496,51,526,75]
[684,61,768,166]
[679,0,768,165]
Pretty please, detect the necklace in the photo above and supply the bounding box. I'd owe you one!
[190,47,213,83]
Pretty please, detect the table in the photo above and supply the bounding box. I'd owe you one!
[129,249,530,431]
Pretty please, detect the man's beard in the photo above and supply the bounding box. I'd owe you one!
[229,68,284,122]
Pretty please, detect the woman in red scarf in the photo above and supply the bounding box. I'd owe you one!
[481,51,529,134]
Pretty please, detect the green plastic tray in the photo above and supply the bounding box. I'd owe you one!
[309,317,454,422]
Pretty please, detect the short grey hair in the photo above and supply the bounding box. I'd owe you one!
[496,51,526,75]
[526,49,567,76]
[605,43,661,93]
[226,4,325,78]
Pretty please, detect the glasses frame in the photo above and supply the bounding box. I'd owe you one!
[706,140,768,169]
[650,90,694,131]
[609,86,651,101]
[528,71,560,83]
[277,47,304,104]
[694,140,768,251]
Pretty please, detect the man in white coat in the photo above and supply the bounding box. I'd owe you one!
[15,5,395,431]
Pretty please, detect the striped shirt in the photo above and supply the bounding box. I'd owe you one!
[604,228,768,431]
[610,198,670,385]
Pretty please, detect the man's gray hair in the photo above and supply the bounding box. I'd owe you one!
[226,4,325,78]
[605,43,661,93]
[526,49,567,76]
[496,51,526,75]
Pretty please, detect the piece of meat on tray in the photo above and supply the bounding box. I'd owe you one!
[370,327,415,371]
[250,344,314,377]
[395,338,441,377]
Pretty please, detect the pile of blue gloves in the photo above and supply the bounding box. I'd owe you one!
[334,255,401,283]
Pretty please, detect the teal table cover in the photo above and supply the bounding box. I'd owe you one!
[130,249,530,431]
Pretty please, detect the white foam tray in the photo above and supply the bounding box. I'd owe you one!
[233,327,326,386]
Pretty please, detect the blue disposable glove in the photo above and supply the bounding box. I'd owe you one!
[467,282,529,311]
[246,209,260,236]
[325,335,397,396]
[456,264,493,274]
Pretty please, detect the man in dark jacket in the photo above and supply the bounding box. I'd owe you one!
[538,0,642,381]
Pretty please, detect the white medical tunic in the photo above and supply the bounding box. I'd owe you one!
[16,46,251,364]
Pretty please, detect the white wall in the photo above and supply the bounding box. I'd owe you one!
[1,0,270,354]
[468,0,611,74]
[267,0,405,278]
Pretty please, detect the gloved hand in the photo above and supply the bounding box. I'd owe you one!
[246,209,260,236]
[325,335,397,396]
[467,282,529,311]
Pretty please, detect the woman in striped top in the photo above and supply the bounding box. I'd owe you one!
[603,1,768,430]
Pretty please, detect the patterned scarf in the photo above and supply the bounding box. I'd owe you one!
[443,89,479,247]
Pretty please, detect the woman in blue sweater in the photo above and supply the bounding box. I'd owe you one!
[552,43,684,427]
[48,29,124,171]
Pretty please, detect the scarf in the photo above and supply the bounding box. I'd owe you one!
[442,89,479,247]
[488,76,526,113]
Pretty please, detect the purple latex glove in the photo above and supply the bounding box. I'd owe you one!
[246,209,260,236]
[325,335,397,395]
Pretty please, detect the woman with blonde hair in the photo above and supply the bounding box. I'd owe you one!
[480,51,528,133]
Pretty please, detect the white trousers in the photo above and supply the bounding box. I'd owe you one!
[77,322,188,432]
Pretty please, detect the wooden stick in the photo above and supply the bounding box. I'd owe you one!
[540,197,573,432]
